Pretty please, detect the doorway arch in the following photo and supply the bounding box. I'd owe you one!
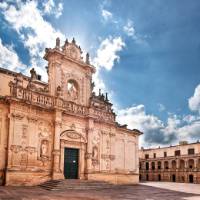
[189,174,194,183]
[158,174,161,181]
[172,174,176,182]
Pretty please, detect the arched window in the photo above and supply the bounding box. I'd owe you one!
[67,79,79,100]
[180,160,185,169]
[164,161,169,169]
[146,162,149,170]
[188,159,194,169]
[151,162,155,170]
[172,160,176,169]
[198,159,200,169]
[158,161,162,169]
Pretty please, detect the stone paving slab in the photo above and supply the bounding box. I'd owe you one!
[0,184,199,200]
[140,182,200,195]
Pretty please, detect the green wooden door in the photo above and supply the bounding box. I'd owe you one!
[64,148,79,179]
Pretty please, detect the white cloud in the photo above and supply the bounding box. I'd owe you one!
[0,0,65,81]
[116,105,168,147]
[116,104,200,147]
[123,19,136,37]
[93,36,125,71]
[189,84,200,113]
[123,19,146,45]
[101,9,113,21]
[0,38,27,72]
[42,0,63,18]
[92,36,125,93]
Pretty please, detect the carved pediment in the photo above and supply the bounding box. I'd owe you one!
[60,130,86,143]
[62,38,83,61]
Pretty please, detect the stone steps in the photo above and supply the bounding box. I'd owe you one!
[38,179,115,191]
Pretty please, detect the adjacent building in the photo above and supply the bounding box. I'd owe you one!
[139,141,200,183]
[0,38,142,186]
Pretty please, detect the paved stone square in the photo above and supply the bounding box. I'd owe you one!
[0,183,200,200]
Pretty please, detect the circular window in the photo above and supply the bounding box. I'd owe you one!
[67,80,78,100]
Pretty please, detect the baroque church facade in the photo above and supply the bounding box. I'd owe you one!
[0,38,142,186]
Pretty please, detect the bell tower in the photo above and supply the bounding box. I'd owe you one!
[44,38,95,106]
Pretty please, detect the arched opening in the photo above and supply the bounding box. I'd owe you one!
[172,160,176,169]
[188,159,194,169]
[164,161,169,169]
[67,79,79,100]
[172,174,176,182]
[189,174,194,183]
[146,162,149,170]
[198,159,200,169]
[157,161,162,170]
[180,159,185,169]
[151,162,155,170]
[158,174,161,181]
[146,174,149,181]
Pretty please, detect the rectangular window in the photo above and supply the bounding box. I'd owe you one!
[145,154,149,159]
[153,153,156,158]
[188,148,195,155]
[175,150,180,156]
[164,152,167,157]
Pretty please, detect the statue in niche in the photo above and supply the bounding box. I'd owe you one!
[67,80,78,100]
[40,140,49,158]
[92,146,98,160]
[92,146,99,167]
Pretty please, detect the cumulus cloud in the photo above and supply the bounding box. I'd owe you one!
[189,84,200,113]
[42,0,63,18]
[101,9,113,21]
[116,104,200,147]
[0,38,27,72]
[93,36,125,71]
[116,105,176,147]
[92,36,125,93]
[0,0,65,81]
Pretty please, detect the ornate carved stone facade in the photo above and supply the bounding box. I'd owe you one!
[0,38,142,186]
[139,141,200,184]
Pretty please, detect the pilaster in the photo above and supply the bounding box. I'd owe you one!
[52,110,63,179]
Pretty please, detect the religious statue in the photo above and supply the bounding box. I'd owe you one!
[40,140,49,158]
[56,37,60,49]
[92,146,98,160]
[67,81,78,100]
[86,52,90,64]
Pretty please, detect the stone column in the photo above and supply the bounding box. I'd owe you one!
[6,113,14,169]
[185,159,188,169]
[155,161,158,170]
[110,132,116,172]
[194,158,198,169]
[85,118,94,175]
[52,110,63,180]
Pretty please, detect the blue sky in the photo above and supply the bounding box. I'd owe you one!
[0,0,200,147]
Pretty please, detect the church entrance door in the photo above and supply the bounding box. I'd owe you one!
[64,148,79,179]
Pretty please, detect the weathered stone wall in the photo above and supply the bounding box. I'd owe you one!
[6,102,54,185]
[0,102,9,185]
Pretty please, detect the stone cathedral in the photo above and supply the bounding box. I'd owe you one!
[0,38,142,186]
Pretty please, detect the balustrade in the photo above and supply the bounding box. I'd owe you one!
[9,83,114,122]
